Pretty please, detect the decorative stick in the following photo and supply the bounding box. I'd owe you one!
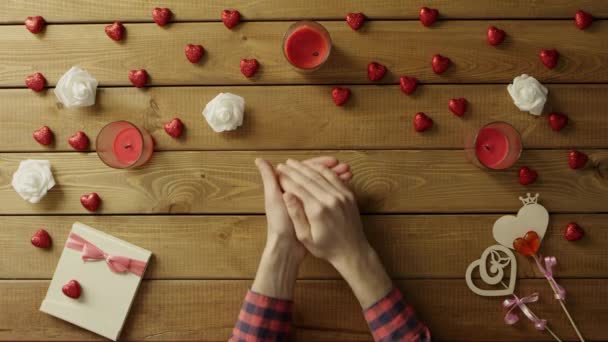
[531,255,585,342]
[500,282,562,342]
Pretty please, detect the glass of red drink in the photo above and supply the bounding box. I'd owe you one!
[283,21,332,71]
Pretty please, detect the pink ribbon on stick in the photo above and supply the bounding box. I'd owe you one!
[65,233,147,277]
[503,293,547,330]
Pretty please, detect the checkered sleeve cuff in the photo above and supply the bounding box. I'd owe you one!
[364,287,431,342]
[230,290,294,342]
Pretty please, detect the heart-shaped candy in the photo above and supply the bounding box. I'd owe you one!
[346,13,365,31]
[31,229,52,248]
[152,7,172,26]
[432,54,451,74]
[62,279,82,299]
[331,87,351,106]
[513,231,540,257]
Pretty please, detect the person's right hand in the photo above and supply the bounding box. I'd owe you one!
[276,159,369,265]
[277,159,393,308]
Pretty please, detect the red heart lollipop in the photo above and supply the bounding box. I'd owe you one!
[513,230,540,257]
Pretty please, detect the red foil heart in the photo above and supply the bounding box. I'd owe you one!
[513,230,540,257]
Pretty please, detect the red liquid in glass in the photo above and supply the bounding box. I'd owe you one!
[113,127,143,165]
[475,127,509,168]
[284,27,329,69]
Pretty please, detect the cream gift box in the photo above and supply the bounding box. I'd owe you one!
[40,222,151,341]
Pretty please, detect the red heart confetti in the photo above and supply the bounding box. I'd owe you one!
[68,131,90,151]
[164,118,185,138]
[548,113,568,131]
[33,126,53,145]
[399,76,418,95]
[432,54,451,74]
[25,16,45,34]
[568,150,588,169]
[152,7,172,26]
[367,62,386,81]
[564,222,585,241]
[80,192,101,212]
[331,87,351,106]
[448,98,467,117]
[185,44,205,63]
[346,12,366,31]
[414,112,433,132]
[128,69,148,88]
[240,58,260,78]
[575,10,593,30]
[31,229,52,249]
[518,166,538,185]
[222,10,241,29]
[105,21,125,41]
[25,72,46,92]
[487,26,506,46]
[419,7,439,27]
[62,280,82,299]
[539,49,559,69]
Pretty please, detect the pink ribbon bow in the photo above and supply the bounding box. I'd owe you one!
[66,233,147,277]
[503,293,547,330]
[535,256,566,300]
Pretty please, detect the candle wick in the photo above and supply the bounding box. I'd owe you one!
[483,144,491,151]
[312,51,319,56]
[125,144,131,149]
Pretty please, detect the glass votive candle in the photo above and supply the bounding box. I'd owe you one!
[96,121,154,169]
[465,121,523,170]
[283,20,332,71]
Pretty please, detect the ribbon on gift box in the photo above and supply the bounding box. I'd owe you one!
[65,233,147,277]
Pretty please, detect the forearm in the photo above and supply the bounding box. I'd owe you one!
[331,243,393,309]
[251,237,302,299]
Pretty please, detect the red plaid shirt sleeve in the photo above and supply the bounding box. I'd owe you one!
[230,290,293,342]
[364,287,431,342]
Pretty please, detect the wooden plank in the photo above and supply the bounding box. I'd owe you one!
[1,150,607,214]
[0,279,605,341]
[1,21,607,86]
[1,0,608,23]
[1,214,606,279]
[2,84,608,152]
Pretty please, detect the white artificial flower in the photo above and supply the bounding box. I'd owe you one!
[507,74,548,116]
[54,66,98,108]
[202,93,245,132]
[11,160,55,204]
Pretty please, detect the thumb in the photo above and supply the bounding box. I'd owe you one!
[282,192,311,242]
[255,158,280,198]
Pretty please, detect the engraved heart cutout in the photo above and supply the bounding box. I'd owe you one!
[466,245,517,297]
[493,193,549,250]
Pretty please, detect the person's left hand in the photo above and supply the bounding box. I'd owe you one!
[255,157,352,263]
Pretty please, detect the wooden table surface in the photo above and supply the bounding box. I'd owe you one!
[1,1,608,341]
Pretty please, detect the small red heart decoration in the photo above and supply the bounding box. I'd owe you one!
[31,229,52,249]
[185,44,205,63]
[33,125,53,145]
[164,118,185,138]
[518,166,538,185]
[152,7,172,26]
[432,54,451,74]
[68,131,90,151]
[80,192,101,212]
[539,49,559,69]
[25,16,45,34]
[575,10,593,30]
[331,87,351,106]
[568,150,588,169]
[419,7,439,27]
[448,98,467,117]
[105,21,125,41]
[487,26,506,46]
[564,222,585,241]
[513,231,540,257]
[129,69,148,88]
[62,280,82,299]
[367,62,386,81]
[399,76,418,95]
[240,58,259,78]
[25,72,46,92]
[548,112,568,131]
[222,9,241,29]
[346,13,365,31]
[413,112,433,132]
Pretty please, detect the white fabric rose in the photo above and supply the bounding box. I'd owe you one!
[507,74,548,116]
[202,93,245,132]
[54,66,98,108]
[11,160,56,204]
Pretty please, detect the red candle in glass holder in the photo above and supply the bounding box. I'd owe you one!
[466,122,522,170]
[96,121,154,169]
[283,21,331,70]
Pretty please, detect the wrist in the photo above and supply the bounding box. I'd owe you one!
[331,244,393,309]
[251,236,302,300]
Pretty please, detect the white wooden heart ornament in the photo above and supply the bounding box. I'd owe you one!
[493,193,549,250]
[466,245,517,297]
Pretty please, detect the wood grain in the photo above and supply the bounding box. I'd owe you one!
[1,0,607,23]
[1,215,606,279]
[0,279,605,341]
[1,150,607,215]
[2,21,607,86]
[3,84,608,152]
